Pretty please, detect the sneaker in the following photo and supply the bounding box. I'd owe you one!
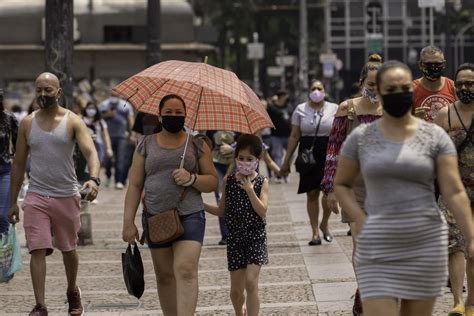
[29,304,48,316]
[67,286,84,315]
[352,288,363,316]
[115,182,124,190]
[218,237,227,245]
[105,178,111,188]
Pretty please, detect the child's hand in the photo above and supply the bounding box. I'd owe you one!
[238,176,254,192]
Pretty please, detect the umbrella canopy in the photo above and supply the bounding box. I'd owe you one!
[112,60,274,134]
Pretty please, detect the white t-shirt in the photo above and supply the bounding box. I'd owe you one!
[291,101,338,137]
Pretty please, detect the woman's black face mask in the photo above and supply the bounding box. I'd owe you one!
[161,116,185,133]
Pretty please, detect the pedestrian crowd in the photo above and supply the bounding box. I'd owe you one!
[0,45,474,316]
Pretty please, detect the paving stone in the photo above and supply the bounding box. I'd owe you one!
[1,173,459,315]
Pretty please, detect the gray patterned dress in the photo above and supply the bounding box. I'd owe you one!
[340,120,456,300]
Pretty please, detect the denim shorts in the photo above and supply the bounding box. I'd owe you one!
[142,210,206,248]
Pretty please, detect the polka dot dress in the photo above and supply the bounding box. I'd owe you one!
[225,173,268,271]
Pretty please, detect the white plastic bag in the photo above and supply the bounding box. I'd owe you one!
[0,224,22,283]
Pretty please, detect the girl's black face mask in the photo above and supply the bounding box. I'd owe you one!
[161,116,185,133]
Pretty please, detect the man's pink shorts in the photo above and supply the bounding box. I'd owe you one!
[22,192,81,255]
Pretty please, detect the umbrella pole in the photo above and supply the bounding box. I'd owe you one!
[179,56,208,169]
[179,133,190,169]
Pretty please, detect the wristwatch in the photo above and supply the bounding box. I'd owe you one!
[89,176,101,186]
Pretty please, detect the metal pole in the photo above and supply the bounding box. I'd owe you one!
[324,0,331,52]
[421,7,426,46]
[445,2,453,77]
[345,0,351,71]
[146,0,161,66]
[454,22,474,69]
[279,42,286,90]
[45,0,74,109]
[383,0,388,59]
[402,0,408,63]
[252,32,260,94]
[299,0,308,101]
[429,7,434,46]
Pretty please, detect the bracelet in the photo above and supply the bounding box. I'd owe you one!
[183,174,197,187]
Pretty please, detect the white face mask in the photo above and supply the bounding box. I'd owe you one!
[362,87,378,104]
[86,108,97,117]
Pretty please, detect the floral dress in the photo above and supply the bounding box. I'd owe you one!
[438,106,474,254]
[224,173,268,271]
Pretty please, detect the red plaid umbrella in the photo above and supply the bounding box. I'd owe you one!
[112,60,274,134]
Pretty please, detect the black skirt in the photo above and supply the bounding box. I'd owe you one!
[296,136,329,194]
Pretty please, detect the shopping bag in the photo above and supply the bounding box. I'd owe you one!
[122,243,145,299]
[0,224,22,283]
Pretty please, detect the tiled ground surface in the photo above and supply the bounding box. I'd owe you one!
[0,172,462,315]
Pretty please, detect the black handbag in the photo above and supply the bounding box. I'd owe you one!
[122,243,145,299]
[295,110,323,173]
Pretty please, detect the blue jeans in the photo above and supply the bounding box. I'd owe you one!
[121,143,136,184]
[105,137,127,184]
[270,136,288,167]
[0,164,11,234]
[214,163,229,239]
[143,210,206,248]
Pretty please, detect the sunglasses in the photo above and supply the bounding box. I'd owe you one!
[455,80,474,89]
[421,62,445,68]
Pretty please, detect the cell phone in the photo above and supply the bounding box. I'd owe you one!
[80,188,91,200]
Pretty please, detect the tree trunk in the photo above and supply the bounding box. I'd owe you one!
[147,0,161,67]
[45,0,74,109]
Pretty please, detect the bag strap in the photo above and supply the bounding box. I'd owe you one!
[310,106,324,149]
[453,103,474,148]
[448,104,452,131]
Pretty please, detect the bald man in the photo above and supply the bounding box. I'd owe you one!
[8,72,100,316]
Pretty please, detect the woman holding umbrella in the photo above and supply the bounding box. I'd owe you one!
[122,94,217,315]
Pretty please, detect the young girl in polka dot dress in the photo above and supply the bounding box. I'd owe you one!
[205,134,269,316]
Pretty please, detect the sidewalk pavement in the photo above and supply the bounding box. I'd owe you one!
[0,173,460,315]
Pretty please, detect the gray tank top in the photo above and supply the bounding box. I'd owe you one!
[136,134,205,216]
[28,110,79,197]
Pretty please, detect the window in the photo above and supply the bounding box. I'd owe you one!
[103,26,146,43]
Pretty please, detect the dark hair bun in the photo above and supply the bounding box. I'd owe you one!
[368,54,383,63]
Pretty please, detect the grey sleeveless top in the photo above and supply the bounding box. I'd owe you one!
[28,110,79,197]
[136,134,205,216]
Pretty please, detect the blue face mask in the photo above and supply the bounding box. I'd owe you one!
[362,88,378,104]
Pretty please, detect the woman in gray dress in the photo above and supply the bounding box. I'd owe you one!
[334,61,474,316]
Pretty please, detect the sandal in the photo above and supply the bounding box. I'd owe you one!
[319,225,333,243]
[308,239,322,246]
[448,304,465,316]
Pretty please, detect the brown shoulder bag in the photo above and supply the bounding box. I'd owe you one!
[146,202,185,244]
